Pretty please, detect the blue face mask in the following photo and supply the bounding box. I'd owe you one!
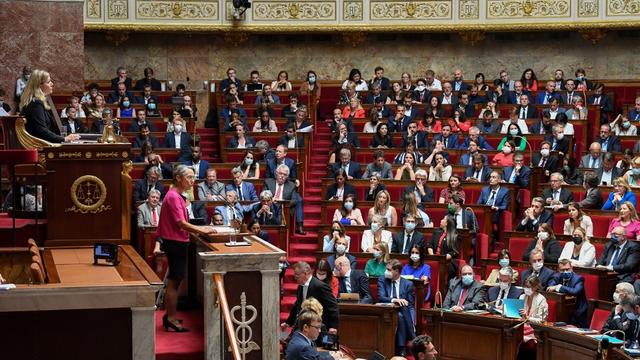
[122,101,130,108]
[405,222,416,232]
[462,274,474,286]
[626,312,638,321]
[499,258,510,268]
[632,168,640,176]
[344,201,354,211]
[611,236,619,244]
[561,271,573,281]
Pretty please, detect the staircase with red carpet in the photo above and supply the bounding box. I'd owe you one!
[280,120,333,323]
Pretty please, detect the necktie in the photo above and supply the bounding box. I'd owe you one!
[302,285,308,300]
[151,208,157,225]
[237,186,243,200]
[595,97,600,105]
[509,169,517,183]
[474,170,480,181]
[458,287,468,306]
[404,234,411,254]
[590,157,594,168]
[568,93,573,104]
[443,137,448,148]
[345,276,351,293]
[275,184,283,200]
[610,246,621,266]
[229,206,237,220]
[540,158,547,168]
[148,184,153,193]
[552,141,557,151]
[339,277,347,293]
[393,281,399,299]
[497,289,505,306]
[520,108,525,119]
[487,190,496,206]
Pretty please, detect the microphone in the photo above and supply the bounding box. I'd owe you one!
[465,206,479,234]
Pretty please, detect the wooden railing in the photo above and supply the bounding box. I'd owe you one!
[213,273,242,360]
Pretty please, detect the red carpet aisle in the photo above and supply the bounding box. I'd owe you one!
[155,310,204,360]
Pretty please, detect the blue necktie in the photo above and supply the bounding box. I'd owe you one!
[610,246,621,266]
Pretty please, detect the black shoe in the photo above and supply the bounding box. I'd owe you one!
[295,226,306,235]
[163,314,189,332]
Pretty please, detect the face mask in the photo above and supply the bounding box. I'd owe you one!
[524,288,533,296]
[577,76,585,81]
[405,222,416,232]
[410,254,420,262]
[613,292,621,304]
[563,165,571,173]
[278,262,286,271]
[626,312,638,321]
[573,236,583,245]
[373,250,382,258]
[532,262,543,271]
[336,244,346,254]
[622,121,631,129]
[24,74,30,80]
[308,76,316,83]
[122,101,130,108]
[316,273,326,281]
[174,125,182,133]
[384,270,393,279]
[370,223,380,232]
[447,204,456,215]
[556,133,565,140]
[245,158,253,165]
[416,85,426,92]
[632,168,640,176]
[344,201,354,211]
[561,271,573,281]
[148,103,156,110]
[611,236,619,244]
[509,129,519,136]
[462,274,474,286]
[499,281,510,290]
[540,149,550,157]
[499,258,510,268]
[538,232,549,241]
[503,147,512,154]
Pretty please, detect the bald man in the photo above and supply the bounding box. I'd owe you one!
[334,256,372,304]
[443,265,486,312]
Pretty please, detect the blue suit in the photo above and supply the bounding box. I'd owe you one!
[285,331,333,360]
[214,203,246,225]
[535,92,562,105]
[330,161,362,180]
[377,277,416,351]
[163,132,193,162]
[401,132,428,148]
[326,253,357,270]
[220,107,248,131]
[458,153,488,166]
[394,107,420,131]
[477,186,510,211]
[602,191,636,210]
[502,165,531,189]
[487,285,522,304]
[628,108,640,122]
[520,266,555,288]
[181,160,210,179]
[459,135,494,150]
[549,273,588,328]
[433,134,459,149]
[226,182,258,202]
[508,91,532,104]
[265,157,298,181]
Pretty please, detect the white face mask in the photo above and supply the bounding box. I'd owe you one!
[499,281,510,290]
[532,262,543,271]
[556,133,565,140]
[416,85,426,92]
[336,244,346,254]
[613,292,621,304]
[174,124,183,133]
[540,148,550,157]
[410,254,420,262]
[524,288,533,296]
[538,232,549,241]
[503,146,512,154]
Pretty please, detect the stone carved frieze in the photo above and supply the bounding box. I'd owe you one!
[108,0,128,18]
[252,1,336,20]
[343,0,364,20]
[87,0,102,18]
[578,0,599,16]
[607,0,640,15]
[487,0,570,18]
[459,0,479,19]
[370,0,452,20]
[137,0,219,19]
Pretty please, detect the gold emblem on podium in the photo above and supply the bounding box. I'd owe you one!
[66,175,113,214]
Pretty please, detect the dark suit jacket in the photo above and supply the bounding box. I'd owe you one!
[541,187,575,205]
[597,135,622,153]
[597,240,640,283]
[134,78,162,91]
[182,159,210,179]
[369,77,391,91]
[516,209,554,232]
[503,165,531,189]
[190,201,208,221]
[264,178,300,204]
[508,91,532,104]
[377,277,415,319]
[433,134,460,150]
[266,157,298,181]
[133,179,166,202]
[477,186,510,210]
[330,161,362,180]
[62,118,87,134]
[129,120,157,133]
[133,94,160,105]
[520,266,555,288]
[363,93,388,105]
[535,92,562,105]
[278,135,305,148]
[133,136,159,150]
[529,121,553,135]
[396,107,420,131]
[549,273,589,328]
[285,331,333,360]
[459,135,494,150]
[518,105,538,119]
[452,81,471,92]
[532,154,560,172]
[464,165,492,183]
[326,253,357,270]
[286,276,339,329]
[391,230,425,254]
[331,133,361,149]
[324,183,357,201]
[163,132,193,162]
[487,285,523,303]
[22,99,64,143]
[428,228,461,279]
[111,77,132,91]
[443,278,486,310]
[402,184,434,203]
[338,269,372,304]
[401,131,429,149]
[522,238,562,264]
[544,134,570,154]
[225,182,258,202]
[107,90,133,104]
[250,202,283,225]
[228,136,256,149]
[476,120,502,135]
[596,167,622,186]
[458,153,488,166]
[579,188,604,209]
[220,78,242,92]
[588,94,613,121]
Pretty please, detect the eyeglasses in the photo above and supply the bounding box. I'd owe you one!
[308,324,322,330]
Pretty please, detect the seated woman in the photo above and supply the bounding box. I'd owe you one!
[623,156,640,187]
[560,155,583,185]
[402,192,432,228]
[365,173,387,202]
[498,123,526,151]
[400,72,414,92]
[322,221,352,253]
[368,189,398,227]
[522,223,562,264]
[394,143,423,165]
[226,111,246,132]
[606,201,640,241]
[563,202,593,237]
[491,140,515,167]
[474,72,490,92]
[361,214,392,252]
[271,70,293,92]
[85,93,106,122]
[238,149,260,180]
[315,259,339,298]
[422,139,448,166]
[252,109,278,132]
[364,242,389,277]
[559,226,596,267]
[451,110,472,133]
[332,121,361,148]
[145,98,162,117]
[485,249,519,284]
[428,152,452,182]
[394,152,421,181]
[224,82,244,104]
[389,82,404,104]
[332,194,365,226]
[518,276,548,358]
[133,140,156,163]
[564,97,587,122]
[438,175,466,204]
[427,215,461,280]
[325,168,357,201]
[370,123,394,148]
[326,232,356,270]
[520,68,538,92]
[611,114,638,136]
[116,96,134,118]
[425,96,444,119]
[401,245,431,301]
[418,112,439,134]
[363,108,381,133]
[229,124,256,149]
[603,178,637,210]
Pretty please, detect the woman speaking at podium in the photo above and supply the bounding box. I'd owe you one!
[19,69,80,143]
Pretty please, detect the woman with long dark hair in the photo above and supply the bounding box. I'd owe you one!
[428,215,461,279]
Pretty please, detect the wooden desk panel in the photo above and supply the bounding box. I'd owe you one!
[338,304,398,359]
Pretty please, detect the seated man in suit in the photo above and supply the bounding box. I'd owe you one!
[334,256,372,304]
[214,190,245,225]
[596,226,640,284]
[250,190,282,226]
[464,154,492,183]
[133,166,166,202]
[363,82,388,104]
[602,282,635,336]
[402,169,434,203]
[284,311,336,360]
[265,164,306,234]
[362,150,393,179]
[532,141,559,177]
[185,198,208,223]
[619,295,640,347]
[507,80,531,105]
[330,148,362,180]
[137,189,162,229]
[132,124,159,149]
[503,152,531,189]
[134,67,162,91]
[516,94,537,120]
[377,259,416,356]
[220,96,248,131]
[433,123,459,150]
[487,266,522,312]
[266,144,299,185]
[61,106,87,134]
[129,109,157,133]
[544,124,569,155]
[547,259,588,328]
[579,173,604,209]
[459,126,494,150]
[458,139,488,166]
[529,111,554,135]
[517,197,553,232]
[147,153,173,180]
[520,249,555,288]
[443,264,485,312]
[477,171,510,212]
[181,146,209,180]
[401,121,428,149]
[163,118,193,162]
[107,82,133,104]
[111,66,132,90]
[597,124,621,153]
[226,167,259,202]
[588,83,613,123]
[547,98,566,119]
[535,81,562,104]
[391,214,424,254]
[133,84,160,105]
[597,152,622,186]
[278,125,305,149]
[476,110,501,134]
[541,172,574,211]
[580,142,603,169]
[197,168,226,201]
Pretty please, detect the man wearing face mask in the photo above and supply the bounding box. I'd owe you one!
[520,249,555,288]
[163,118,193,162]
[517,197,554,232]
[596,226,640,284]
[487,267,522,312]
[544,124,569,155]
[602,282,636,337]
[378,259,416,356]
[278,125,304,149]
[333,256,372,304]
[619,295,640,348]
[443,264,485,312]
[531,141,559,176]
[181,146,209,179]
[391,214,424,254]
[547,259,588,328]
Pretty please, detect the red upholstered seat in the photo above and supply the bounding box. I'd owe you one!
[590,215,614,237]
[592,242,605,260]
[552,213,569,234]
[484,264,499,279]
[508,236,533,261]
[424,259,440,305]
[478,233,491,260]
[0,150,39,164]
[546,299,558,322]
[590,308,611,332]
[579,272,600,300]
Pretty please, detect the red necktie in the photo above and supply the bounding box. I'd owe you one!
[275,184,283,200]
[458,287,468,306]
[152,208,157,225]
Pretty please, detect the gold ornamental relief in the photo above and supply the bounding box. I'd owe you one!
[87,0,102,18]
[108,0,128,19]
[459,0,479,19]
[252,1,336,20]
[370,0,452,20]
[579,0,599,16]
[66,175,112,214]
[487,0,570,18]
[137,0,219,19]
[343,0,363,20]
[607,0,640,15]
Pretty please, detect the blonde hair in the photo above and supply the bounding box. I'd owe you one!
[301,297,323,317]
[19,69,50,111]
[620,201,639,221]
[374,190,391,215]
[614,177,632,193]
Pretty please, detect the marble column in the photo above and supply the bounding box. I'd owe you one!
[203,271,224,359]
[261,269,281,360]
[131,306,157,360]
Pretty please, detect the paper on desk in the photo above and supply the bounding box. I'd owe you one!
[503,299,524,319]
[0,283,16,291]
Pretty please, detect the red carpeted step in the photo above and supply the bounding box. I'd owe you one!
[290,243,317,251]
[155,309,204,360]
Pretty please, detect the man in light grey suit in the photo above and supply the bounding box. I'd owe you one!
[580,142,602,169]
[197,168,226,201]
[137,189,161,228]
[264,164,306,234]
[362,150,393,179]
[214,190,245,225]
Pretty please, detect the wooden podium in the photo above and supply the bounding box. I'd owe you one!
[43,143,133,246]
